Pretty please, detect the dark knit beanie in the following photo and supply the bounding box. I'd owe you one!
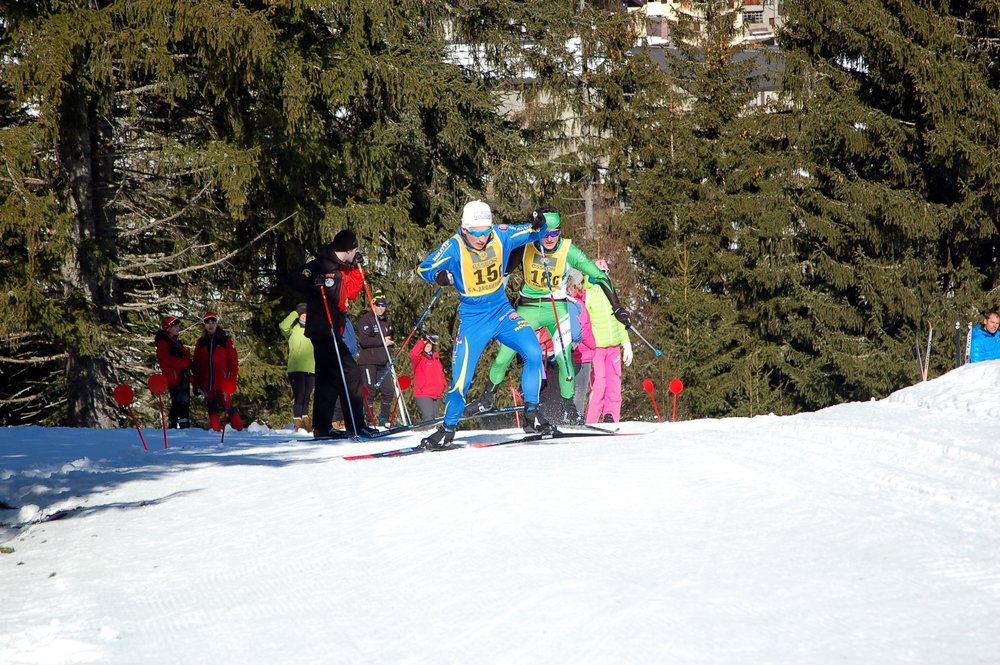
[330,229,358,252]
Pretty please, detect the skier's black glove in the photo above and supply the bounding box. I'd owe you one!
[352,252,365,267]
[435,270,454,287]
[613,307,632,329]
[529,209,546,231]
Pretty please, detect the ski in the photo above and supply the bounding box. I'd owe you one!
[558,422,619,434]
[343,427,627,460]
[295,406,527,444]
[469,429,624,449]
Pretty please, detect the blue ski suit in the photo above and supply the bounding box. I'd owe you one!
[418,222,548,426]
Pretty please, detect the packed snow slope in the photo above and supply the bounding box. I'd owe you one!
[2,362,1000,665]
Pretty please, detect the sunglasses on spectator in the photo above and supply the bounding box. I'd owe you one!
[465,227,493,238]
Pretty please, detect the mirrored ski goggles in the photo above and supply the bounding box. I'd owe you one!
[544,229,561,239]
[464,226,493,238]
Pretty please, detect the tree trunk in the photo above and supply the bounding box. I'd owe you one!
[58,86,118,428]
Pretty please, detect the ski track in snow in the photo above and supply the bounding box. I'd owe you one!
[2,362,1000,664]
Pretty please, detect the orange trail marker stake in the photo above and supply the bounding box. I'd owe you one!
[147,374,169,448]
[642,378,661,423]
[669,378,684,422]
[113,384,148,451]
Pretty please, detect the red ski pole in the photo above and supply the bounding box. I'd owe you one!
[642,378,661,423]
[148,374,169,448]
[362,385,377,425]
[669,378,684,422]
[509,381,522,428]
[388,375,412,426]
[113,385,148,451]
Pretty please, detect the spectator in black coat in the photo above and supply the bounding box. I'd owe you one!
[357,291,396,427]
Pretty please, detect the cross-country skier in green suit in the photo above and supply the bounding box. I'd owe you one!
[466,209,632,424]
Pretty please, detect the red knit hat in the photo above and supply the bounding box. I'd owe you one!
[202,312,219,323]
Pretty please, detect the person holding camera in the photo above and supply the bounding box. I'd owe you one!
[286,229,376,438]
[409,332,447,422]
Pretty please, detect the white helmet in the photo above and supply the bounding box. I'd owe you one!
[461,200,492,229]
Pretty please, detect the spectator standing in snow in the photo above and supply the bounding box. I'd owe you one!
[357,290,396,428]
[286,230,376,438]
[154,316,192,429]
[584,260,633,424]
[409,333,448,422]
[969,311,1000,363]
[566,270,596,417]
[279,303,314,432]
[192,312,244,432]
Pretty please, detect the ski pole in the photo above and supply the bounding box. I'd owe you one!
[629,325,663,357]
[510,381,522,428]
[320,284,361,436]
[373,286,444,391]
[388,375,412,426]
[357,266,410,425]
[537,243,575,383]
[361,383,377,426]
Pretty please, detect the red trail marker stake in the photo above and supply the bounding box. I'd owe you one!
[669,378,684,422]
[147,374,169,448]
[219,378,237,444]
[113,384,148,451]
[642,378,661,423]
[388,375,412,426]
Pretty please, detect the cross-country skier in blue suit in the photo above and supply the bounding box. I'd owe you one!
[416,200,551,449]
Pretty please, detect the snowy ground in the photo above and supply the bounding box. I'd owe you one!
[2,363,1000,664]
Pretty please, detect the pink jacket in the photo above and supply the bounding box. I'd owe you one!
[572,293,596,364]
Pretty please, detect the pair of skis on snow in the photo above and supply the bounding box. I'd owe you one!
[304,405,525,443]
[342,423,626,461]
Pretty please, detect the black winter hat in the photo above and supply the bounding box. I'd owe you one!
[296,303,307,315]
[330,229,358,252]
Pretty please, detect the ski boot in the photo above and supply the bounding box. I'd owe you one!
[421,426,456,450]
[562,398,583,425]
[463,382,498,416]
[602,414,615,424]
[523,402,554,435]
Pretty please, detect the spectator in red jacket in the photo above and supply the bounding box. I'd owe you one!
[409,333,448,422]
[192,312,243,432]
[154,316,192,429]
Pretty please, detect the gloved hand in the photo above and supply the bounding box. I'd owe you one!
[435,270,454,286]
[613,306,631,329]
[352,252,365,267]
[529,209,546,231]
[622,340,633,367]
